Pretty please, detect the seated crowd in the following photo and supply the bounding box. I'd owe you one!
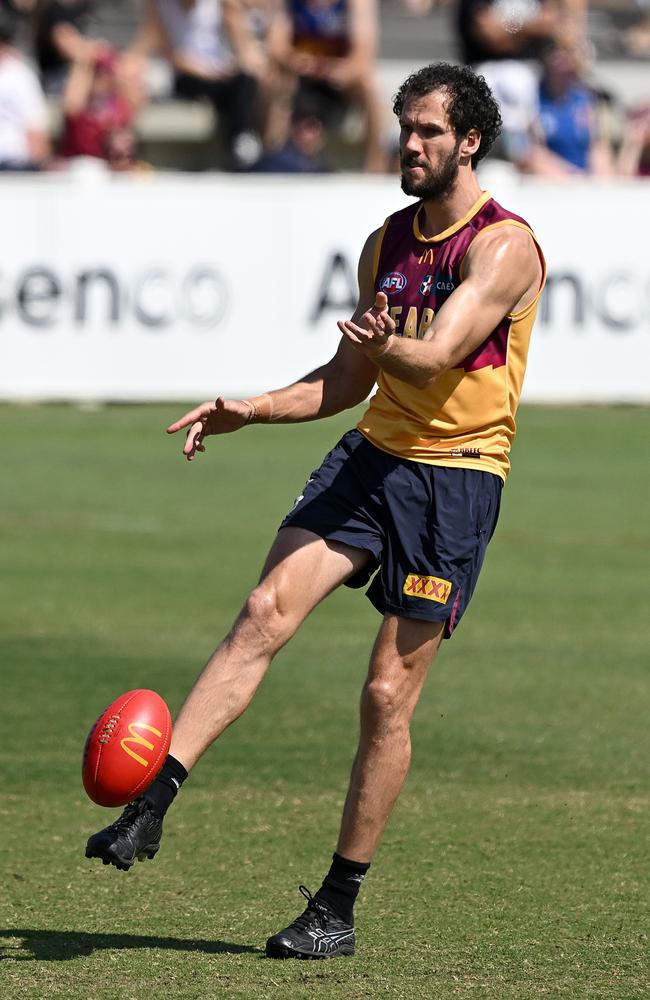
[0,0,648,176]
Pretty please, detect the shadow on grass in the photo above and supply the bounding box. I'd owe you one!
[0,928,261,962]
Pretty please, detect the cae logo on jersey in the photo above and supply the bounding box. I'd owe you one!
[379,271,407,293]
[418,273,456,297]
[403,573,452,605]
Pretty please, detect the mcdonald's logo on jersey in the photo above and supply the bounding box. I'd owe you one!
[120,722,163,768]
[418,249,435,266]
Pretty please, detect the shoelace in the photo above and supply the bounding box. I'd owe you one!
[108,799,145,834]
[290,886,330,932]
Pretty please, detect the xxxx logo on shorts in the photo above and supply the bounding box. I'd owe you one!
[403,574,452,605]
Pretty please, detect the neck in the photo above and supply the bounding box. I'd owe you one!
[418,169,483,238]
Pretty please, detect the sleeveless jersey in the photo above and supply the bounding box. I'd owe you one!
[357,191,546,481]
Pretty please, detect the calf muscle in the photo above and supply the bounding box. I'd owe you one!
[169,528,371,770]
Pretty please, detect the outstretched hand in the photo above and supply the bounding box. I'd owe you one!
[166,396,254,461]
[338,291,395,357]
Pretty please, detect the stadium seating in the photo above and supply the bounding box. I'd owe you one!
[19,0,650,170]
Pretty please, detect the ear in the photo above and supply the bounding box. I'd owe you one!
[459,128,481,161]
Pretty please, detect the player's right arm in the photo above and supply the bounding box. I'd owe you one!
[166,231,381,461]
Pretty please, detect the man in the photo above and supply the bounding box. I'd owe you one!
[455,0,565,173]
[0,12,50,170]
[267,0,385,171]
[250,100,329,173]
[128,0,263,170]
[86,62,546,960]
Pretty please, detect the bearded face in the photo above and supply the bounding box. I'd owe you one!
[400,136,462,200]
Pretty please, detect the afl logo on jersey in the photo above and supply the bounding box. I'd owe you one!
[379,271,407,294]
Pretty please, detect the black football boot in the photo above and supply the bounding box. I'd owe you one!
[265,886,355,959]
[85,797,163,871]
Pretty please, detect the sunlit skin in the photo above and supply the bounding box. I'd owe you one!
[335,88,541,371]
[168,89,540,459]
[398,89,482,236]
[162,85,542,867]
[165,92,488,457]
[400,106,462,202]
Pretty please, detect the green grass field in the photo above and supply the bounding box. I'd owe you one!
[1,403,648,1000]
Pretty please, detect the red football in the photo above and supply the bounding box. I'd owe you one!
[82,689,172,807]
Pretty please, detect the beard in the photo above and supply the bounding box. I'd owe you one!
[400,143,461,200]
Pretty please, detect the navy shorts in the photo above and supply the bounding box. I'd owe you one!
[280,429,502,637]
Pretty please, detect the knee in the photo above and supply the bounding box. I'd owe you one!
[360,676,412,751]
[362,675,407,730]
[361,645,433,733]
[235,583,294,652]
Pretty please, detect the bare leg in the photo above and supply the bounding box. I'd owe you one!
[170,527,371,771]
[336,614,444,862]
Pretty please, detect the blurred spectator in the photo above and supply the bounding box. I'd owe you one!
[250,98,328,171]
[456,0,561,170]
[32,0,96,93]
[537,41,613,175]
[58,44,139,160]
[234,0,294,151]
[33,0,146,110]
[456,0,562,67]
[0,9,50,169]
[130,0,263,170]
[267,0,386,172]
[617,104,650,178]
[104,124,152,173]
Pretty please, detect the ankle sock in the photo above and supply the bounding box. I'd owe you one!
[143,754,188,817]
[315,852,371,924]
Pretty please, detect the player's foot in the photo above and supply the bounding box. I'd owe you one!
[265,885,355,959]
[85,797,163,871]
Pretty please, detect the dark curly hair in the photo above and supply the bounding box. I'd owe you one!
[393,63,502,168]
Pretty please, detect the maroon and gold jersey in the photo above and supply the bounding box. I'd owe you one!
[357,191,546,481]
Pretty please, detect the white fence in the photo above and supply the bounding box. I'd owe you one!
[1,171,648,402]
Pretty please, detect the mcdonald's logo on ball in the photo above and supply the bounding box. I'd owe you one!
[82,689,172,806]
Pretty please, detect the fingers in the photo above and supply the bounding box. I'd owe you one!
[166,405,206,435]
[338,319,361,344]
[338,319,369,344]
[183,420,205,461]
[169,397,235,461]
[165,395,253,462]
[338,313,385,342]
[166,398,221,435]
[337,291,391,342]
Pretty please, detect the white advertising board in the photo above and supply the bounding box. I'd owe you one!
[0,172,648,402]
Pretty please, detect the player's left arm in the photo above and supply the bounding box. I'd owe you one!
[338,226,543,388]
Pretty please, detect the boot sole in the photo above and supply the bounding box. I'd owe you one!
[85,843,160,872]
[266,942,354,960]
